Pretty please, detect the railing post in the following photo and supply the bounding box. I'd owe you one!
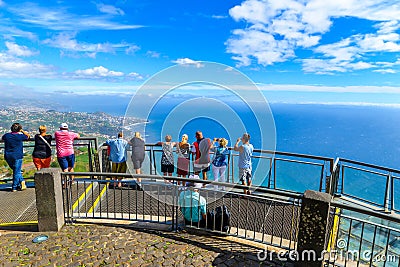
[297,190,332,267]
[34,168,65,232]
[384,173,392,213]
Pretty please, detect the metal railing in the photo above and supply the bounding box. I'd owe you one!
[62,172,303,251]
[114,144,335,194]
[0,137,99,182]
[331,158,400,213]
[326,201,400,267]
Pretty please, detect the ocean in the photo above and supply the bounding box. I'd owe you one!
[58,94,400,206]
[133,102,400,170]
[63,94,400,168]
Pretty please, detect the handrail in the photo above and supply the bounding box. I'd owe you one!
[338,157,400,174]
[144,143,334,162]
[0,136,98,143]
[64,172,304,199]
[331,200,400,224]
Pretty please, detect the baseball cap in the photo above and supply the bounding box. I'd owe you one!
[60,123,68,129]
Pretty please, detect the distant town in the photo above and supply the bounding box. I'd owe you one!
[0,106,146,140]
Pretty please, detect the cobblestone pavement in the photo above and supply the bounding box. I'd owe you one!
[0,224,293,267]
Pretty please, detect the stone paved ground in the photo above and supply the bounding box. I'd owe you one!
[0,224,294,267]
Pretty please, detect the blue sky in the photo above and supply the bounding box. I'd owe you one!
[1,0,400,105]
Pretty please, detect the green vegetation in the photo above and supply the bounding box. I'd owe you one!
[0,149,92,179]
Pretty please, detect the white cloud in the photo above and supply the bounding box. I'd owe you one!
[125,44,140,55]
[357,33,400,52]
[257,83,400,94]
[127,72,144,80]
[0,53,56,78]
[8,3,141,31]
[227,0,400,74]
[96,3,125,16]
[0,26,38,41]
[0,0,4,7]
[43,32,139,57]
[211,15,228,19]
[5,41,38,57]
[146,51,160,58]
[373,69,396,74]
[68,66,144,81]
[172,58,204,68]
[73,66,124,78]
[43,32,113,56]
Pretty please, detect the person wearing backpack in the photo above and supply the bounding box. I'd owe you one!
[32,125,53,170]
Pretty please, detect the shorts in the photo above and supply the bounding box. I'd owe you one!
[193,163,210,173]
[132,158,144,169]
[239,168,252,184]
[112,162,127,173]
[57,154,75,170]
[161,164,174,174]
[32,157,51,170]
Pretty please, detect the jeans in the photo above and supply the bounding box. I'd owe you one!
[5,157,24,190]
[212,165,227,190]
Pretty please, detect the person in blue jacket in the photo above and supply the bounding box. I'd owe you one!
[2,123,30,192]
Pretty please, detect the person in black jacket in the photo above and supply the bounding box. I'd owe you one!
[32,125,52,170]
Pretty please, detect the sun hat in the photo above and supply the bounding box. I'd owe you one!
[186,174,202,188]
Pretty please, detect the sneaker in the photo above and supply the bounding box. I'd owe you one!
[20,181,27,190]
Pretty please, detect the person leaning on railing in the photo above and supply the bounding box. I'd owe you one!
[105,132,129,189]
[234,133,254,195]
[55,123,80,183]
[128,132,145,184]
[157,135,177,182]
[176,134,190,186]
[32,125,52,171]
[1,123,30,192]
[191,131,212,184]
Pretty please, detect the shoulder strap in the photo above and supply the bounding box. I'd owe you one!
[38,135,52,149]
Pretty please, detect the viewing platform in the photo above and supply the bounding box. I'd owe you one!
[1,138,400,266]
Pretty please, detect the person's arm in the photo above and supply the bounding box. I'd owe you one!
[20,129,30,139]
[210,138,218,150]
[156,141,163,146]
[233,138,243,153]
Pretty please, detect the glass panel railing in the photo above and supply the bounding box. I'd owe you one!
[329,207,400,267]
[274,159,324,192]
[342,166,387,207]
[229,153,273,187]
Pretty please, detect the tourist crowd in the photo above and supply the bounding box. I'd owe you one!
[1,123,254,196]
